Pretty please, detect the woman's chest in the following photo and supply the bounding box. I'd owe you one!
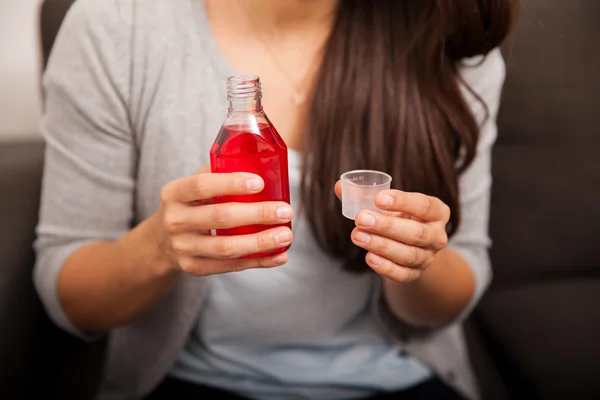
[130,69,307,222]
[130,59,229,221]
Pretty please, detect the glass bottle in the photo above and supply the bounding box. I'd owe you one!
[209,75,291,258]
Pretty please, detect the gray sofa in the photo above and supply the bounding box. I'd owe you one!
[1,0,599,398]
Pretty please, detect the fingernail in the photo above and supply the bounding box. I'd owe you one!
[246,178,263,191]
[274,229,292,244]
[276,206,293,220]
[354,231,371,244]
[367,253,382,266]
[356,212,375,227]
[380,194,394,207]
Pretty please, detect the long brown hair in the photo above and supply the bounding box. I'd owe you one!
[301,0,518,272]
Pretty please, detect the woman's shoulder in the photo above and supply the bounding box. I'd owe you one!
[49,0,220,147]
[56,0,216,93]
[457,48,506,110]
[64,0,206,42]
[68,0,196,17]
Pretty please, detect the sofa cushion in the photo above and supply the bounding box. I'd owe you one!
[0,142,46,396]
[476,280,600,399]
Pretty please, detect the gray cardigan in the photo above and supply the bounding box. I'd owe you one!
[33,1,506,399]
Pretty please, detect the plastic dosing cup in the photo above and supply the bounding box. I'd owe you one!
[341,170,392,220]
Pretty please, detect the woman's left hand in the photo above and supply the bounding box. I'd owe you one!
[335,183,451,283]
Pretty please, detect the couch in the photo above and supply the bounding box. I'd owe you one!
[1,0,599,398]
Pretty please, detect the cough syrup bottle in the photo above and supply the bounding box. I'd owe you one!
[209,75,291,257]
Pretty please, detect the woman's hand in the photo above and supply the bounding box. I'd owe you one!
[154,167,294,276]
[335,182,450,283]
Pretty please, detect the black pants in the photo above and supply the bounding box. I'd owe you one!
[145,376,464,400]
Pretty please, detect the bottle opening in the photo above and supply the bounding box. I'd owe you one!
[227,74,263,102]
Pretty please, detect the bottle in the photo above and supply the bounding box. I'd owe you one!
[209,75,291,258]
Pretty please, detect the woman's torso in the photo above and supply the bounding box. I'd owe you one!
[169,149,431,399]
[126,1,431,398]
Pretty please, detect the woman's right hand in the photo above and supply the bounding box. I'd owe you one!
[153,168,294,276]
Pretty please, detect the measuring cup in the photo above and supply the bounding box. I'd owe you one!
[340,170,392,220]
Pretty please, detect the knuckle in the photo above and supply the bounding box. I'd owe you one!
[257,203,270,222]
[395,269,412,284]
[160,184,173,204]
[382,259,396,277]
[215,238,236,258]
[437,233,449,249]
[232,174,248,191]
[408,269,422,283]
[375,236,390,254]
[170,238,188,255]
[394,192,405,210]
[417,224,429,243]
[163,210,182,234]
[192,175,208,199]
[227,258,246,272]
[255,257,270,269]
[210,205,231,225]
[179,259,197,275]
[405,247,420,267]
[425,254,436,268]
[382,215,395,232]
[256,231,271,250]
[443,204,451,222]
[419,195,433,217]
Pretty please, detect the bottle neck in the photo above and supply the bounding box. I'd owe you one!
[227,74,263,114]
[228,97,262,113]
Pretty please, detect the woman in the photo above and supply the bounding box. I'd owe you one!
[34,0,517,399]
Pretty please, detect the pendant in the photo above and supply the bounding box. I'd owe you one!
[291,91,306,105]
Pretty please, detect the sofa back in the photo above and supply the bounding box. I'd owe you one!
[475,2,600,398]
[491,0,600,284]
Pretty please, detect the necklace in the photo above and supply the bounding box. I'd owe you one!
[235,4,328,106]
[255,38,319,105]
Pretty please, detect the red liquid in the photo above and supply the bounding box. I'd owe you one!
[209,123,291,258]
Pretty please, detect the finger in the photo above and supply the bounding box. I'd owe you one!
[351,228,433,268]
[374,190,450,223]
[175,201,294,231]
[365,252,422,283]
[179,252,289,276]
[334,180,342,201]
[194,165,211,174]
[161,172,264,203]
[173,227,293,259]
[354,210,448,250]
